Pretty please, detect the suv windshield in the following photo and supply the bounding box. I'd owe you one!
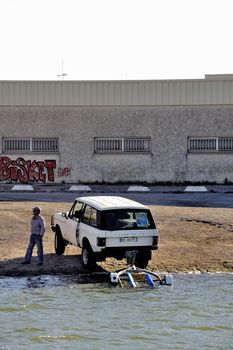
[103,209,155,230]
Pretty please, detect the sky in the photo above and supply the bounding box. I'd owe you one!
[0,0,233,81]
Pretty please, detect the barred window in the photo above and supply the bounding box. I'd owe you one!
[219,137,233,151]
[188,137,233,152]
[3,138,59,153]
[94,137,151,153]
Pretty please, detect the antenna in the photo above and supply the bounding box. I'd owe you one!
[57,57,67,80]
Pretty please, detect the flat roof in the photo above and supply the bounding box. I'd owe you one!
[76,196,147,210]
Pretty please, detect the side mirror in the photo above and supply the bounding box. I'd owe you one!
[62,212,68,219]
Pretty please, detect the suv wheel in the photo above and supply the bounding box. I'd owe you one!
[54,228,66,255]
[82,242,96,270]
[135,251,150,269]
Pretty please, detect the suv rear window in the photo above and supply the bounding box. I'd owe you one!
[103,209,155,230]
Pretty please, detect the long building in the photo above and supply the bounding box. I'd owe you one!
[0,74,233,184]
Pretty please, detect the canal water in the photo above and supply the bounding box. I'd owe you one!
[0,273,232,350]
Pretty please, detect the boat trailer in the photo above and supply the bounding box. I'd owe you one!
[110,265,173,288]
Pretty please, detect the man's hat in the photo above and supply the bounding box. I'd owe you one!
[32,207,41,212]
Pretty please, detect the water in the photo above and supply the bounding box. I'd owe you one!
[0,274,233,350]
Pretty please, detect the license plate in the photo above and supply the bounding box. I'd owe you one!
[119,237,138,242]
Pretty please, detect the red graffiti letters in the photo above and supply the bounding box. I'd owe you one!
[0,157,56,183]
[58,167,72,177]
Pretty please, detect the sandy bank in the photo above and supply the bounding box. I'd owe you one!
[0,202,233,276]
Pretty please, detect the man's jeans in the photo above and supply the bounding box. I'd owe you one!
[24,234,43,264]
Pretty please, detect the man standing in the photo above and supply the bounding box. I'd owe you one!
[22,207,46,266]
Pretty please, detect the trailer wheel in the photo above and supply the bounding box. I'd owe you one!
[54,228,66,255]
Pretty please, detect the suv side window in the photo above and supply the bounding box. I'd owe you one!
[90,208,97,227]
[82,205,92,225]
[82,205,98,227]
[69,201,84,220]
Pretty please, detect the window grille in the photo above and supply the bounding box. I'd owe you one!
[32,138,59,152]
[95,138,123,152]
[3,138,59,153]
[94,137,151,153]
[124,138,151,152]
[3,139,31,152]
[188,137,233,152]
[219,137,233,151]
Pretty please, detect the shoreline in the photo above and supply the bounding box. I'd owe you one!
[1,256,233,278]
[1,252,232,278]
[1,256,233,277]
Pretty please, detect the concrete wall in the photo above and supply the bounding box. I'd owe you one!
[0,105,233,184]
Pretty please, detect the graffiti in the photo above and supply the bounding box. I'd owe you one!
[0,156,56,183]
[58,166,72,177]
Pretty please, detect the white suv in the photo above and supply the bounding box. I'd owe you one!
[51,196,159,270]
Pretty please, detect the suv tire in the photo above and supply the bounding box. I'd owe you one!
[82,242,96,270]
[54,228,66,255]
[135,251,150,269]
